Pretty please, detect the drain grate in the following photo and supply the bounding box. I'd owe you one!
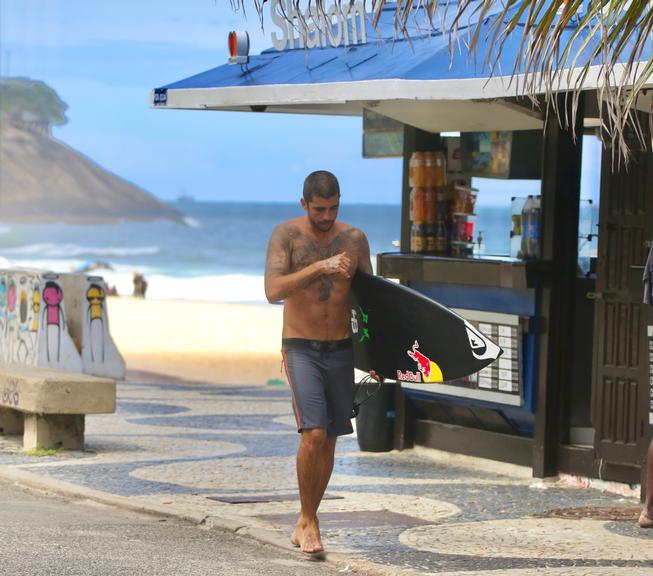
[207,493,344,504]
[534,506,641,521]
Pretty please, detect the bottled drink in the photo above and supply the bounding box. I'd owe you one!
[520,195,533,259]
[528,195,541,259]
[424,188,436,223]
[433,151,447,188]
[434,219,447,254]
[520,195,542,260]
[409,188,415,222]
[410,222,426,254]
[409,152,426,187]
[425,222,437,253]
[510,212,522,259]
[433,186,446,222]
[424,152,437,188]
[409,187,426,223]
[451,214,467,242]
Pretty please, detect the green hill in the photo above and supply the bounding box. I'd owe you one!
[0,77,68,128]
[0,77,183,224]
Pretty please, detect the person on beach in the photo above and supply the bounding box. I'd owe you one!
[132,272,148,298]
[264,170,379,555]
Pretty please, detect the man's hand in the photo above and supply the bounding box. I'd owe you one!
[322,252,351,278]
[369,370,384,383]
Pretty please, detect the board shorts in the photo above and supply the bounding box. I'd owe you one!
[281,338,355,437]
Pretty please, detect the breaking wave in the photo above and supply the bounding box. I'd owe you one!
[2,243,161,258]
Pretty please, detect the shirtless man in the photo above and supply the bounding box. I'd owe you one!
[264,170,376,554]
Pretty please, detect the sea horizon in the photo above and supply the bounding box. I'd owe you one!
[0,199,518,303]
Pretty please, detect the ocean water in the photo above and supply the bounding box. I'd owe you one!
[0,201,512,302]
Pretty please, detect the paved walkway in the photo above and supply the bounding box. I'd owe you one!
[1,371,651,575]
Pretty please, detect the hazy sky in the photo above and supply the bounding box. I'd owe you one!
[0,0,404,204]
[0,0,600,205]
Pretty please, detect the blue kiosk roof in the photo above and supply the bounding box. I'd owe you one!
[152,2,651,132]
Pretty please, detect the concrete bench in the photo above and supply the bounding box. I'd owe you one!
[0,364,115,450]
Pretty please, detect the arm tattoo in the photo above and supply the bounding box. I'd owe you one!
[265,224,298,278]
[357,230,373,274]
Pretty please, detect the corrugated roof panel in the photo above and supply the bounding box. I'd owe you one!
[154,1,651,114]
[161,1,513,90]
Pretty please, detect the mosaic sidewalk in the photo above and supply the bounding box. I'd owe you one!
[0,371,651,576]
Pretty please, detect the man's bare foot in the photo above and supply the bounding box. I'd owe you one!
[290,527,300,547]
[639,509,653,528]
[291,519,324,554]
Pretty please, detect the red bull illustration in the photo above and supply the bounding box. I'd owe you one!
[398,340,444,383]
[407,340,431,378]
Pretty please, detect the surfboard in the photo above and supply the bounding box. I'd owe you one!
[350,272,502,383]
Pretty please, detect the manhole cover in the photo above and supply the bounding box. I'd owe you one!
[534,506,641,521]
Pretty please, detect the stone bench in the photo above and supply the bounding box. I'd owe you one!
[0,364,115,450]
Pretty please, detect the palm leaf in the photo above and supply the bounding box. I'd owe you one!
[231,0,652,160]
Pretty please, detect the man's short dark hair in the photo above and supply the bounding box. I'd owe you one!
[303,171,340,203]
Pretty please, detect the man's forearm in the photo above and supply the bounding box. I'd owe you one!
[265,261,324,303]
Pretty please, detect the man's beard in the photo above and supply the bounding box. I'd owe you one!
[310,218,334,232]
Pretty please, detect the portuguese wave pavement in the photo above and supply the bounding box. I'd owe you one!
[0,371,651,576]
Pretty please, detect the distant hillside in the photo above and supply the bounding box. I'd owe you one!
[0,77,67,130]
[0,78,183,224]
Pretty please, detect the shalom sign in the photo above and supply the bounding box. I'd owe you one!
[271,0,367,50]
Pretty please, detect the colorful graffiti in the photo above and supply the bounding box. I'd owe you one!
[81,277,124,379]
[1,269,123,377]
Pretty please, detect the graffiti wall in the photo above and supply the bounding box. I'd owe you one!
[0,269,82,371]
[37,273,83,372]
[0,269,48,366]
[59,274,126,379]
[0,269,124,379]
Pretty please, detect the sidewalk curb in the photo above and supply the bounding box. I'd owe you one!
[0,465,210,524]
[0,465,410,576]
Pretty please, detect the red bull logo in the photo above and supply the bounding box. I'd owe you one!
[397,340,444,383]
[407,340,431,379]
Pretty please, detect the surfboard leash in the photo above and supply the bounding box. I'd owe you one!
[351,374,383,419]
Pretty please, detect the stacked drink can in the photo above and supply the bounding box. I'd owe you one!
[408,150,478,256]
[449,183,478,257]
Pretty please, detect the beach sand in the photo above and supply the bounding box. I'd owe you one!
[107,297,287,385]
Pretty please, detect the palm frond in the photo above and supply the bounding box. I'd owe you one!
[232,0,653,160]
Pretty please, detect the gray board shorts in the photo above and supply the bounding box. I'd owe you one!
[281,338,355,437]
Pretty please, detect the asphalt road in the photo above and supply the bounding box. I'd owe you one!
[0,479,340,576]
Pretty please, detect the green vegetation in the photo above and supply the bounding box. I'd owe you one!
[266,378,286,386]
[24,447,65,457]
[0,77,68,127]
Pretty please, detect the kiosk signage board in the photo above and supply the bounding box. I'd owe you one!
[270,0,367,50]
[362,110,404,158]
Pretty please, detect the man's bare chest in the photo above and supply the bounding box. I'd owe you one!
[289,232,355,272]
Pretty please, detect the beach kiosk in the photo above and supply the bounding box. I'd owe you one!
[152,2,653,489]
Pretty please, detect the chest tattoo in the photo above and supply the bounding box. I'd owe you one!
[289,228,356,302]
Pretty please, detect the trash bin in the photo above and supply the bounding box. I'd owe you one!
[355,381,396,452]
